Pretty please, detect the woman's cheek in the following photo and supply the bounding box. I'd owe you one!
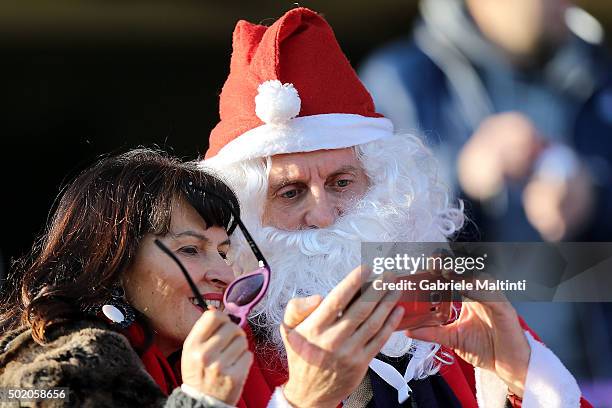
[173,299,202,341]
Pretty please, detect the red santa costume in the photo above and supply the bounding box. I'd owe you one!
[202,7,591,408]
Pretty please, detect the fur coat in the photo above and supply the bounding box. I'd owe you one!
[0,319,224,407]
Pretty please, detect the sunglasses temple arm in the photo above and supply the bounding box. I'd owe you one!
[233,217,270,269]
[189,186,270,270]
[154,239,207,309]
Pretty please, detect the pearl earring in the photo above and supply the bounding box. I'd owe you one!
[94,285,135,328]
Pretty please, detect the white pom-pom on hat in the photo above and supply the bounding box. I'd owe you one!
[255,80,301,125]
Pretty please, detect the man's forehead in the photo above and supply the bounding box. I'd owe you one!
[268,148,362,179]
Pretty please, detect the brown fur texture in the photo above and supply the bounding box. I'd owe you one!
[0,319,222,407]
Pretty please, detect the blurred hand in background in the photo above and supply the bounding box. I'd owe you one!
[458,112,545,200]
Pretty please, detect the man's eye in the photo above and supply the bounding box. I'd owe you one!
[280,189,299,199]
[218,250,227,260]
[336,179,351,188]
[179,246,198,256]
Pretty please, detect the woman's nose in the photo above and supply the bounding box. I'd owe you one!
[205,263,234,290]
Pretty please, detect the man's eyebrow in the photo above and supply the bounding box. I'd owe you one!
[269,177,305,191]
[219,238,231,247]
[328,165,361,177]
[269,165,362,191]
[171,231,210,242]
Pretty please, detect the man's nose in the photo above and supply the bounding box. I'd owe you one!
[304,189,339,228]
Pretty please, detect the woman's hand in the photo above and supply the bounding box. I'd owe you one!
[181,308,253,405]
[280,266,405,408]
[405,284,531,398]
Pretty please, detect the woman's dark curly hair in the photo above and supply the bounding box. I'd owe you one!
[0,148,240,343]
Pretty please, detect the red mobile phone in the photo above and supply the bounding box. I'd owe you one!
[394,273,454,331]
[351,272,455,330]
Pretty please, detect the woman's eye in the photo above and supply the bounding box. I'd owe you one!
[179,246,199,256]
[219,251,232,265]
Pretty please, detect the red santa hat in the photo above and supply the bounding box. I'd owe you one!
[204,7,393,164]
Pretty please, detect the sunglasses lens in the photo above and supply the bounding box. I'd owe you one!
[226,273,265,306]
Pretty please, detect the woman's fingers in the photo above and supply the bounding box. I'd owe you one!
[219,334,250,366]
[201,321,245,354]
[181,310,251,406]
[184,309,228,347]
[183,321,246,377]
[213,350,254,407]
[226,349,254,377]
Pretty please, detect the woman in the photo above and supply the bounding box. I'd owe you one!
[0,149,253,407]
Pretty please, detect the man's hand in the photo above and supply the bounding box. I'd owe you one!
[280,266,405,408]
[405,286,530,398]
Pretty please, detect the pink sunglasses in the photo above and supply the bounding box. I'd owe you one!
[154,184,270,328]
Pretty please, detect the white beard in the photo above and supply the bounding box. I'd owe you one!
[202,134,464,380]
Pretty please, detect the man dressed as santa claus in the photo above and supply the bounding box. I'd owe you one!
[202,7,590,408]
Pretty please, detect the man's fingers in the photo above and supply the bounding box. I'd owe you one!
[333,272,395,333]
[308,265,370,327]
[363,306,404,356]
[347,272,395,312]
[459,274,509,306]
[404,324,455,348]
[350,285,402,345]
[283,295,324,329]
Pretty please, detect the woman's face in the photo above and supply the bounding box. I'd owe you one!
[124,197,234,356]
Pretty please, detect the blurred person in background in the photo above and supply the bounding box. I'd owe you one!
[360,0,612,390]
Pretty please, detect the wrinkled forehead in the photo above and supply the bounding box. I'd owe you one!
[267,147,363,183]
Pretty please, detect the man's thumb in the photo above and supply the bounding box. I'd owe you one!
[283,295,323,329]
